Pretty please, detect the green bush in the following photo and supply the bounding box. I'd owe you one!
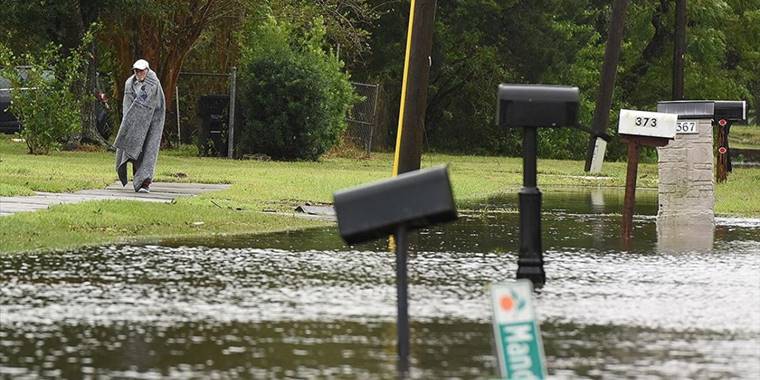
[0,39,90,155]
[236,16,355,161]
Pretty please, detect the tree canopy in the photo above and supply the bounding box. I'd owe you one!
[1,0,758,159]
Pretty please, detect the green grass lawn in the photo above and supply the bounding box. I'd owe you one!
[1,135,758,253]
[729,124,760,149]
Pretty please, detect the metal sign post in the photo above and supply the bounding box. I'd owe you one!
[518,126,544,284]
[227,66,237,159]
[394,225,410,371]
[175,85,181,146]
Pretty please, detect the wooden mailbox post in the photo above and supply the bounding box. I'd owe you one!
[617,109,677,241]
[713,101,747,183]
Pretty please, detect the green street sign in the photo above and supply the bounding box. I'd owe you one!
[491,280,547,379]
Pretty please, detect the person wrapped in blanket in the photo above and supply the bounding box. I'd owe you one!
[114,59,165,193]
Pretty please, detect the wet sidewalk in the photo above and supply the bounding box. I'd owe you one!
[0,182,231,216]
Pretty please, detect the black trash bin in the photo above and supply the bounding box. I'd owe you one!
[197,94,229,157]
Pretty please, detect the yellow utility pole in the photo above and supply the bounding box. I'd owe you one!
[392,0,437,176]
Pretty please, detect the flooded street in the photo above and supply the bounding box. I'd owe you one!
[1,190,759,379]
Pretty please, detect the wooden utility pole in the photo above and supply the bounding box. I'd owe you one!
[392,0,437,176]
[584,0,629,172]
[673,0,687,100]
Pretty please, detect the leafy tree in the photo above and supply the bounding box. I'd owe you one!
[0,31,94,154]
[267,0,379,68]
[364,1,610,157]
[3,0,758,159]
[724,0,760,121]
[0,1,113,148]
[236,16,356,160]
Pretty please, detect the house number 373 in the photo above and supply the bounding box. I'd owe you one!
[635,117,657,128]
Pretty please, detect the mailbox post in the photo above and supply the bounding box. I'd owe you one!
[497,84,580,285]
[616,109,677,241]
[656,101,716,235]
[333,166,457,374]
[713,101,747,183]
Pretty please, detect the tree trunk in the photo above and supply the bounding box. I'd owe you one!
[620,0,671,96]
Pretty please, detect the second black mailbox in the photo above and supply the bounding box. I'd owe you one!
[495,83,581,285]
[497,84,580,128]
[714,100,747,123]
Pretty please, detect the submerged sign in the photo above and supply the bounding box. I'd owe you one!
[491,280,547,379]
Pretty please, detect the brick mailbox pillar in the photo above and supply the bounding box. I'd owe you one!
[655,101,715,250]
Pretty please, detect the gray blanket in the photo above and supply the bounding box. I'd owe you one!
[114,69,165,191]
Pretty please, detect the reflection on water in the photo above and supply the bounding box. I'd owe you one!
[657,222,715,252]
[1,189,759,379]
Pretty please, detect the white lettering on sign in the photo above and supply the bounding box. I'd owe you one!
[618,109,677,138]
[508,342,531,367]
[507,325,534,373]
[507,324,533,343]
[676,121,698,134]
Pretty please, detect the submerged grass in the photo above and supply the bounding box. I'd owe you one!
[1,135,758,253]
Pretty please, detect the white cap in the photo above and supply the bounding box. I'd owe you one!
[132,59,149,70]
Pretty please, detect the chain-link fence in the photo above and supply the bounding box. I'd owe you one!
[345,82,380,154]
[177,77,383,157]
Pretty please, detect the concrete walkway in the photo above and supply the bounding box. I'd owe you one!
[0,182,231,216]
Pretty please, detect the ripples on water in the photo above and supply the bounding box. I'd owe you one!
[1,190,759,379]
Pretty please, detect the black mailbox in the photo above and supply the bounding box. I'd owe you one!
[497,84,580,128]
[333,166,458,373]
[714,100,747,123]
[495,83,583,285]
[333,166,457,245]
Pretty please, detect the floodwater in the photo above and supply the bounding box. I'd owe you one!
[1,189,759,379]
